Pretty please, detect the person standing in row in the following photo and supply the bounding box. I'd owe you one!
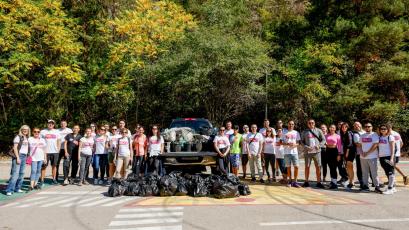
[28,128,47,191]
[301,119,325,188]
[224,121,234,139]
[241,125,250,179]
[340,123,353,188]
[78,128,94,185]
[352,122,365,189]
[325,125,343,189]
[56,120,72,182]
[247,124,264,183]
[378,124,396,195]
[108,126,121,183]
[133,126,147,176]
[93,126,109,185]
[320,124,329,182]
[114,128,133,179]
[40,120,61,185]
[387,124,408,185]
[214,127,230,175]
[262,128,276,183]
[283,120,301,188]
[336,122,349,184]
[64,125,82,185]
[360,123,382,193]
[147,126,164,175]
[6,125,30,195]
[229,126,242,176]
[275,128,287,184]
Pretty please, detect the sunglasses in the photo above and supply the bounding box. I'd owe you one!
[33,131,40,133]
[122,132,128,134]
[380,128,387,130]
[266,130,272,132]
[365,126,372,128]
[220,130,225,132]
[112,129,117,130]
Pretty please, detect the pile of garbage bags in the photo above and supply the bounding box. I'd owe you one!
[108,172,251,199]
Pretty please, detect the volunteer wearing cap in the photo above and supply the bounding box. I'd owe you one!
[56,120,72,182]
[40,119,61,185]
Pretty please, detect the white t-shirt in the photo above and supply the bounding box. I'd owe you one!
[274,136,284,158]
[378,135,394,157]
[225,129,234,142]
[353,130,365,155]
[148,136,164,156]
[241,133,249,154]
[247,132,263,155]
[283,130,301,155]
[13,135,29,154]
[259,127,277,137]
[94,135,108,154]
[59,127,73,150]
[28,137,46,161]
[305,132,319,153]
[391,131,402,157]
[117,136,131,156]
[108,134,121,152]
[80,137,94,155]
[263,136,275,154]
[40,129,61,154]
[360,132,379,159]
[214,135,230,149]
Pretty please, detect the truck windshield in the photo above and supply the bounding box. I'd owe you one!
[169,120,212,133]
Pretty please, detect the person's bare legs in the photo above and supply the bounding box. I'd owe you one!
[347,161,354,185]
[305,165,310,183]
[52,166,57,180]
[294,166,299,182]
[287,167,292,183]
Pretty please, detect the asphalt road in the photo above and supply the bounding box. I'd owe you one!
[1,160,409,230]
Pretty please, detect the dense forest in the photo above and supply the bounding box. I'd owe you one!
[1,0,409,145]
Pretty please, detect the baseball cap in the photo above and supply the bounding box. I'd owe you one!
[47,119,55,124]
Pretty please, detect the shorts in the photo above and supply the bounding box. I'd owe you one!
[46,153,59,167]
[241,154,248,165]
[395,156,400,164]
[108,151,115,164]
[230,154,240,168]
[346,149,356,162]
[284,154,299,167]
[304,152,321,167]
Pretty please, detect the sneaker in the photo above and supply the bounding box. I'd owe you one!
[287,182,292,187]
[241,174,247,179]
[276,171,280,177]
[27,187,33,192]
[268,178,273,183]
[107,179,112,185]
[329,182,338,190]
[404,176,408,185]
[260,179,265,184]
[98,180,104,185]
[78,182,83,186]
[392,187,397,193]
[251,177,256,182]
[34,184,41,190]
[15,189,24,193]
[378,184,385,188]
[316,182,325,189]
[6,192,12,196]
[383,189,394,195]
[292,182,301,188]
[63,179,69,186]
[94,179,98,185]
[83,180,89,185]
[52,179,58,185]
[360,185,370,192]
[272,177,277,183]
[302,182,310,188]
[374,186,383,194]
[347,183,354,189]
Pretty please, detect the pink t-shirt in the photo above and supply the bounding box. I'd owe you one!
[325,134,342,154]
[133,134,147,156]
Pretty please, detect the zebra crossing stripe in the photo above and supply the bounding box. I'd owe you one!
[119,207,184,213]
[106,226,182,230]
[115,212,184,219]
[1,196,47,207]
[80,197,114,207]
[102,197,135,207]
[109,218,182,227]
[40,197,79,207]
[17,196,63,208]
[39,191,104,195]
[61,196,101,207]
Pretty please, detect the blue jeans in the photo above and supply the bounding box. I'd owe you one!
[6,154,27,193]
[92,154,108,180]
[30,160,43,183]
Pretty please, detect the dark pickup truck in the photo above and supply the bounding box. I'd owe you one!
[161,118,218,172]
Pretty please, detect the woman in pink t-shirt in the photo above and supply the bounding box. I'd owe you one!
[132,126,147,176]
[325,124,343,189]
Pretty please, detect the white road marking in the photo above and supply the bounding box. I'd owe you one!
[39,191,105,195]
[106,226,182,230]
[62,196,101,207]
[109,218,182,226]
[17,196,63,208]
[41,197,79,207]
[259,218,409,226]
[115,212,184,219]
[1,196,47,207]
[119,207,184,213]
[102,197,135,207]
[80,197,114,207]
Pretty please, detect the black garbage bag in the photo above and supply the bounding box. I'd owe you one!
[125,181,141,196]
[159,175,178,196]
[168,171,183,178]
[225,174,241,185]
[108,179,128,197]
[139,183,154,197]
[212,181,239,199]
[144,174,160,196]
[127,173,141,182]
[238,183,251,196]
[188,174,208,197]
[175,177,189,196]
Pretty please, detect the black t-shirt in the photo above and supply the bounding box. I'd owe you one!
[65,133,82,155]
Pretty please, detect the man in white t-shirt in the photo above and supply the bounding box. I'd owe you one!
[352,121,365,189]
[224,121,234,141]
[387,123,408,185]
[214,127,231,175]
[283,120,301,188]
[259,119,277,137]
[241,125,250,179]
[246,124,264,183]
[359,123,382,193]
[40,119,61,185]
[56,120,72,182]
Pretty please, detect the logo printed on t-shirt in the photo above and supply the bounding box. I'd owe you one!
[379,139,388,144]
[394,136,401,141]
[217,140,226,145]
[361,137,372,143]
[119,140,128,145]
[286,134,296,139]
[45,134,57,139]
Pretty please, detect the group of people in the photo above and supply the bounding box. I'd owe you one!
[214,119,407,195]
[5,118,408,196]
[5,119,164,196]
